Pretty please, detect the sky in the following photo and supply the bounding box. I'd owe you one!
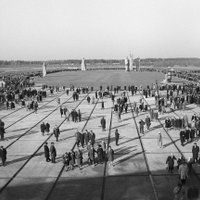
[0,0,200,60]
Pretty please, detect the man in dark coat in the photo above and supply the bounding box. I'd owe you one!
[0,146,7,166]
[180,129,185,146]
[78,109,81,122]
[88,145,96,165]
[44,142,50,162]
[53,125,60,142]
[40,122,46,136]
[115,129,120,146]
[100,117,106,131]
[84,130,89,146]
[139,119,145,134]
[145,115,151,130]
[166,153,176,173]
[97,145,104,164]
[45,122,50,134]
[192,143,199,163]
[90,130,96,146]
[0,119,5,140]
[60,106,63,117]
[50,142,57,163]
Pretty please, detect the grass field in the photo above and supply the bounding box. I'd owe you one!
[35,70,184,89]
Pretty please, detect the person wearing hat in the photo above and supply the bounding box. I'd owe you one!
[44,142,50,162]
[50,142,57,163]
[0,146,7,166]
[192,142,199,163]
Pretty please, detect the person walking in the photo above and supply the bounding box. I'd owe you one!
[115,129,120,146]
[100,117,106,131]
[157,132,163,148]
[107,146,114,167]
[50,142,57,163]
[192,143,199,163]
[0,146,7,166]
[44,142,50,162]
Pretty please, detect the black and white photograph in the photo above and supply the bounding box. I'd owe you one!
[0,0,200,199]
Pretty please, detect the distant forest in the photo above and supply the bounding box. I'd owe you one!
[1,58,200,67]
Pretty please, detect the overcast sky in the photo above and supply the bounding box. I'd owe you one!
[0,0,199,60]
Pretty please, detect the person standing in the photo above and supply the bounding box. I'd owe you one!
[60,106,63,117]
[101,100,105,109]
[97,145,104,164]
[76,148,83,170]
[88,145,96,166]
[145,115,151,130]
[63,106,68,117]
[33,101,38,114]
[192,143,199,163]
[44,142,50,162]
[157,132,163,148]
[50,142,57,163]
[78,109,81,122]
[53,125,60,142]
[101,117,106,131]
[107,146,114,167]
[166,153,176,173]
[45,122,50,134]
[40,122,46,136]
[115,129,120,146]
[0,146,7,166]
[90,130,96,146]
[139,119,145,134]
[0,119,5,141]
[179,160,189,185]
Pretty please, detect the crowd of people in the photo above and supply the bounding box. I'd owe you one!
[1,71,200,198]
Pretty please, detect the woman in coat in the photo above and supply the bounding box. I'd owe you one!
[178,160,189,185]
[107,146,114,167]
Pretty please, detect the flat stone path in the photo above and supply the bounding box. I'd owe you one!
[0,88,200,200]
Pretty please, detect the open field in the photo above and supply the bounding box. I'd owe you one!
[34,70,184,89]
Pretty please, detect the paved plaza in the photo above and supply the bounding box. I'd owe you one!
[0,86,200,200]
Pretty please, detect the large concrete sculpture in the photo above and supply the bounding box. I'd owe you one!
[129,54,135,71]
[81,58,86,71]
[161,67,174,84]
[42,62,47,77]
[135,57,140,71]
[125,57,130,71]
